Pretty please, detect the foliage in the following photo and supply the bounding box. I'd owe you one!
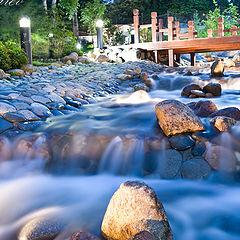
[58,0,79,20]
[0,41,27,71]
[31,33,50,59]
[140,28,152,43]
[104,25,125,46]
[81,0,107,35]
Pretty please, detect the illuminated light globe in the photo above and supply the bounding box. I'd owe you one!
[76,42,81,50]
[19,15,30,28]
[96,19,104,28]
[48,33,53,38]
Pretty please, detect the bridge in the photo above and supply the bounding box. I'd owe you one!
[132,9,240,67]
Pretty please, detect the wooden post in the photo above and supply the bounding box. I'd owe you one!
[154,50,158,63]
[232,26,237,36]
[207,29,213,38]
[133,9,140,43]
[168,49,174,67]
[176,53,181,64]
[190,53,196,66]
[151,12,157,42]
[175,22,180,40]
[158,18,164,41]
[168,17,174,41]
[188,21,194,39]
[218,17,224,37]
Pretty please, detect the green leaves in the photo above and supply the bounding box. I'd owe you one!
[58,0,79,20]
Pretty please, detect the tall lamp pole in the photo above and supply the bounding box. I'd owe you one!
[96,19,103,49]
[19,15,32,64]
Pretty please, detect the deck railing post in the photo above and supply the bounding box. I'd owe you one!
[168,49,174,67]
[158,19,164,41]
[190,53,196,66]
[175,22,180,40]
[151,12,157,42]
[207,29,213,38]
[188,21,194,39]
[168,17,174,41]
[133,9,140,43]
[218,17,224,37]
[232,26,237,36]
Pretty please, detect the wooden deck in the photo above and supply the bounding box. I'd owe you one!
[132,9,240,66]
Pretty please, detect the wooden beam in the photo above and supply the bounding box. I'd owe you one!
[188,21,194,39]
[133,9,140,43]
[175,22,180,40]
[168,49,174,67]
[218,17,224,37]
[158,19,164,41]
[151,12,158,42]
[168,17,174,41]
[190,53,196,66]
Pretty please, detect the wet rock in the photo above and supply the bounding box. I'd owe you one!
[169,134,195,151]
[140,72,149,80]
[31,103,52,118]
[209,107,240,121]
[181,157,211,179]
[63,52,78,63]
[183,71,193,76]
[191,141,206,156]
[0,117,14,133]
[70,231,100,240]
[159,149,182,178]
[8,69,25,77]
[51,109,64,116]
[0,102,16,115]
[78,56,90,63]
[189,94,197,98]
[117,74,132,81]
[187,100,218,117]
[205,93,213,98]
[181,83,202,97]
[203,83,221,96]
[144,78,155,88]
[190,90,206,98]
[31,95,51,104]
[48,93,66,104]
[23,64,35,74]
[17,121,43,131]
[128,231,157,240]
[210,59,224,77]
[204,143,237,172]
[155,100,205,136]
[0,69,10,79]
[18,216,65,240]
[97,54,109,63]
[47,102,64,110]
[3,112,26,122]
[66,60,72,65]
[19,110,41,121]
[134,67,142,75]
[134,83,149,92]
[123,69,134,76]
[10,100,30,110]
[210,116,236,132]
[101,181,173,240]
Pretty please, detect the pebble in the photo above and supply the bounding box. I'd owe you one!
[0,117,14,133]
[3,112,26,122]
[31,95,51,104]
[0,102,16,115]
[169,134,195,151]
[19,110,41,121]
[31,103,52,117]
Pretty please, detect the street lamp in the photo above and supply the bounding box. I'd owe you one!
[96,19,103,49]
[19,15,32,64]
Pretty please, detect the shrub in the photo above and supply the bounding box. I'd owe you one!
[0,42,11,71]
[32,33,50,59]
[5,41,27,69]
[0,41,27,71]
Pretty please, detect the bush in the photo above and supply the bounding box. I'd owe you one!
[0,41,27,71]
[5,41,28,69]
[0,42,11,71]
[32,33,50,59]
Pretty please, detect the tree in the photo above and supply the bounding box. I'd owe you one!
[81,0,107,35]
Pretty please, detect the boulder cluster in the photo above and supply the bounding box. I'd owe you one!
[181,82,221,98]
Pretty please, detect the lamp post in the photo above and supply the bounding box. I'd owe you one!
[96,19,103,49]
[19,15,32,64]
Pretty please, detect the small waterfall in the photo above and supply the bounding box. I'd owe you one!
[98,136,123,174]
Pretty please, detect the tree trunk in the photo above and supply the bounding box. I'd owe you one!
[42,0,47,13]
[51,0,57,9]
[72,12,79,38]
[51,0,57,24]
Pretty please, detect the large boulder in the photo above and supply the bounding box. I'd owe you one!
[70,231,100,240]
[101,181,173,240]
[210,59,224,77]
[155,100,205,136]
[203,83,221,96]
[8,69,25,77]
[210,116,236,132]
[209,107,240,121]
[0,69,10,79]
[187,100,218,117]
[204,144,237,172]
[128,231,157,240]
[181,83,202,97]
[63,52,78,63]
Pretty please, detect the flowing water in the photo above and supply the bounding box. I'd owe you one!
[1,70,240,239]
